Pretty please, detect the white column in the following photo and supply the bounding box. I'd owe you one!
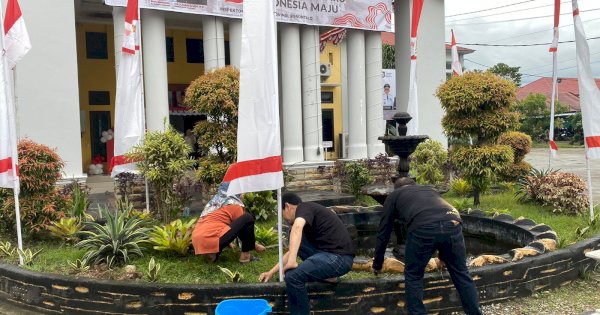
[300,26,323,162]
[347,29,368,159]
[366,31,386,158]
[112,7,125,74]
[228,19,242,69]
[395,0,411,113]
[203,16,226,72]
[417,0,447,145]
[141,9,169,131]
[340,40,349,159]
[280,24,304,163]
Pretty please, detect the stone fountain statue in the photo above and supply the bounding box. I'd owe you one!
[361,112,428,204]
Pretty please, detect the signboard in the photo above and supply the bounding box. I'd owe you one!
[105,0,393,32]
[382,69,396,121]
[323,141,333,148]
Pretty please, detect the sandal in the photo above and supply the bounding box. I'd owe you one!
[239,255,260,264]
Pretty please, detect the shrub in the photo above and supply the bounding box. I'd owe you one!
[61,181,92,220]
[254,226,278,247]
[516,169,588,215]
[498,160,532,183]
[451,145,513,205]
[149,218,197,256]
[47,217,83,244]
[76,206,150,268]
[185,66,239,188]
[409,140,448,185]
[344,161,374,196]
[450,178,472,197]
[243,191,277,221]
[127,125,195,222]
[497,131,532,162]
[364,153,396,184]
[0,139,67,235]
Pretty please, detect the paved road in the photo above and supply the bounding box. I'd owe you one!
[525,147,600,206]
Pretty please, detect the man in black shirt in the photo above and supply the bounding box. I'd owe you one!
[373,178,482,315]
[259,192,355,315]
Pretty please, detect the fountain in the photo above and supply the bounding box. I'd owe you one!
[362,112,429,204]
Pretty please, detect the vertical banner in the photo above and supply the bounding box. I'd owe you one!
[548,0,561,161]
[406,0,424,135]
[111,0,145,177]
[382,69,396,121]
[450,29,462,77]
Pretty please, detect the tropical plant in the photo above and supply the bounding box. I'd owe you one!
[47,217,83,243]
[513,93,569,142]
[409,140,448,185]
[437,71,519,206]
[76,206,150,268]
[17,248,43,266]
[0,241,15,257]
[344,161,374,196]
[185,66,240,188]
[62,181,92,219]
[146,257,161,282]
[68,258,90,273]
[364,153,396,184]
[497,131,532,162]
[254,226,278,247]
[149,218,197,256]
[114,172,138,201]
[450,178,472,197]
[0,139,68,235]
[127,124,195,222]
[243,191,277,221]
[218,266,244,283]
[451,199,473,212]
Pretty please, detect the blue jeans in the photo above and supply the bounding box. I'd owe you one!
[284,236,354,315]
[405,221,482,315]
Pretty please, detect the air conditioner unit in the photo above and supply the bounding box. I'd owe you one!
[320,63,331,77]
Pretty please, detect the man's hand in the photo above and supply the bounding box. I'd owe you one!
[258,271,273,283]
[283,260,298,273]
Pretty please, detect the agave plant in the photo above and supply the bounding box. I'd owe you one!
[218,266,244,283]
[47,217,83,243]
[0,242,15,257]
[145,257,161,282]
[149,218,197,256]
[68,258,90,273]
[76,206,150,268]
[17,248,43,266]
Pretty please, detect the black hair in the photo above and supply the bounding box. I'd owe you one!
[282,192,302,206]
[394,177,416,189]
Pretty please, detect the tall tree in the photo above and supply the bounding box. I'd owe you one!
[488,63,522,86]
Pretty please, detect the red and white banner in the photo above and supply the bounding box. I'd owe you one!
[406,0,424,136]
[224,0,283,196]
[320,27,346,52]
[451,30,462,77]
[111,0,145,176]
[548,0,561,157]
[106,0,392,32]
[3,0,30,70]
[572,0,600,159]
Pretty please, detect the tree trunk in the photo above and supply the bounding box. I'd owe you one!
[473,189,481,206]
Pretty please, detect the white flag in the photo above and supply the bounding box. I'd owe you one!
[224,0,283,196]
[573,0,600,159]
[110,0,145,176]
[450,30,462,77]
[3,0,30,70]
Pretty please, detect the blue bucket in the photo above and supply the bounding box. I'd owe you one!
[215,299,272,315]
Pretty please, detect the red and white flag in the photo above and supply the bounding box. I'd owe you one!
[224,0,283,196]
[572,0,600,159]
[450,30,462,77]
[110,0,145,176]
[3,0,30,70]
[548,0,561,158]
[406,0,424,135]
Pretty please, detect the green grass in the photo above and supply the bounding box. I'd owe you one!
[532,140,584,149]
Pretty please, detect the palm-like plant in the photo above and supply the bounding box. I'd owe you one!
[47,217,83,243]
[149,218,197,256]
[76,206,150,268]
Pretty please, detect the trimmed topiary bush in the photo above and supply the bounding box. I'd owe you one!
[498,131,532,163]
[409,139,448,185]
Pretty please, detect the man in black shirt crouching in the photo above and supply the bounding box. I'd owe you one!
[259,192,355,315]
[373,177,482,315]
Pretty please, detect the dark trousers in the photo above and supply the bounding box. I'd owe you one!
[218,212,255,253]
[284,236,354,315]
[405,221,482,315]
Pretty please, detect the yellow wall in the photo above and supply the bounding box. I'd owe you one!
[320,42,343,160]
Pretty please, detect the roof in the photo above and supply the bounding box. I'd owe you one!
[380,32,475,53]
[517,77,600,112]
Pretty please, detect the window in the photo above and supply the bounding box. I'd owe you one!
[186,38,204,63]
[321,91,334,104]
[86,32,108,59]
[166,37,175,62]
[225,41,230,65]
[88,91,110,105]
[322,109,334,148]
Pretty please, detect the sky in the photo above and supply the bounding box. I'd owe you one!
[444,0,600,85]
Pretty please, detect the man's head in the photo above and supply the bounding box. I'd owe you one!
[384,83,391,94]
[394,177,416,189]
[282,192,302,223]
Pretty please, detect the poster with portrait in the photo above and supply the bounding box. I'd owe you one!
[382,69,396,121]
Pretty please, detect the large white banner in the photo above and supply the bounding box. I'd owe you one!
[105,0,392,32]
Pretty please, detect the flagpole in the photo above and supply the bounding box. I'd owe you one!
[585,150,595,218]
[277,188,284,282]
[135,2,151,212]
[0,2,23,265]
[548,51,558,169]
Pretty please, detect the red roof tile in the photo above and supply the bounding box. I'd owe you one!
[517,77,600,112]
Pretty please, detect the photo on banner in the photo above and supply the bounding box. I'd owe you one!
[382,69,396,121]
